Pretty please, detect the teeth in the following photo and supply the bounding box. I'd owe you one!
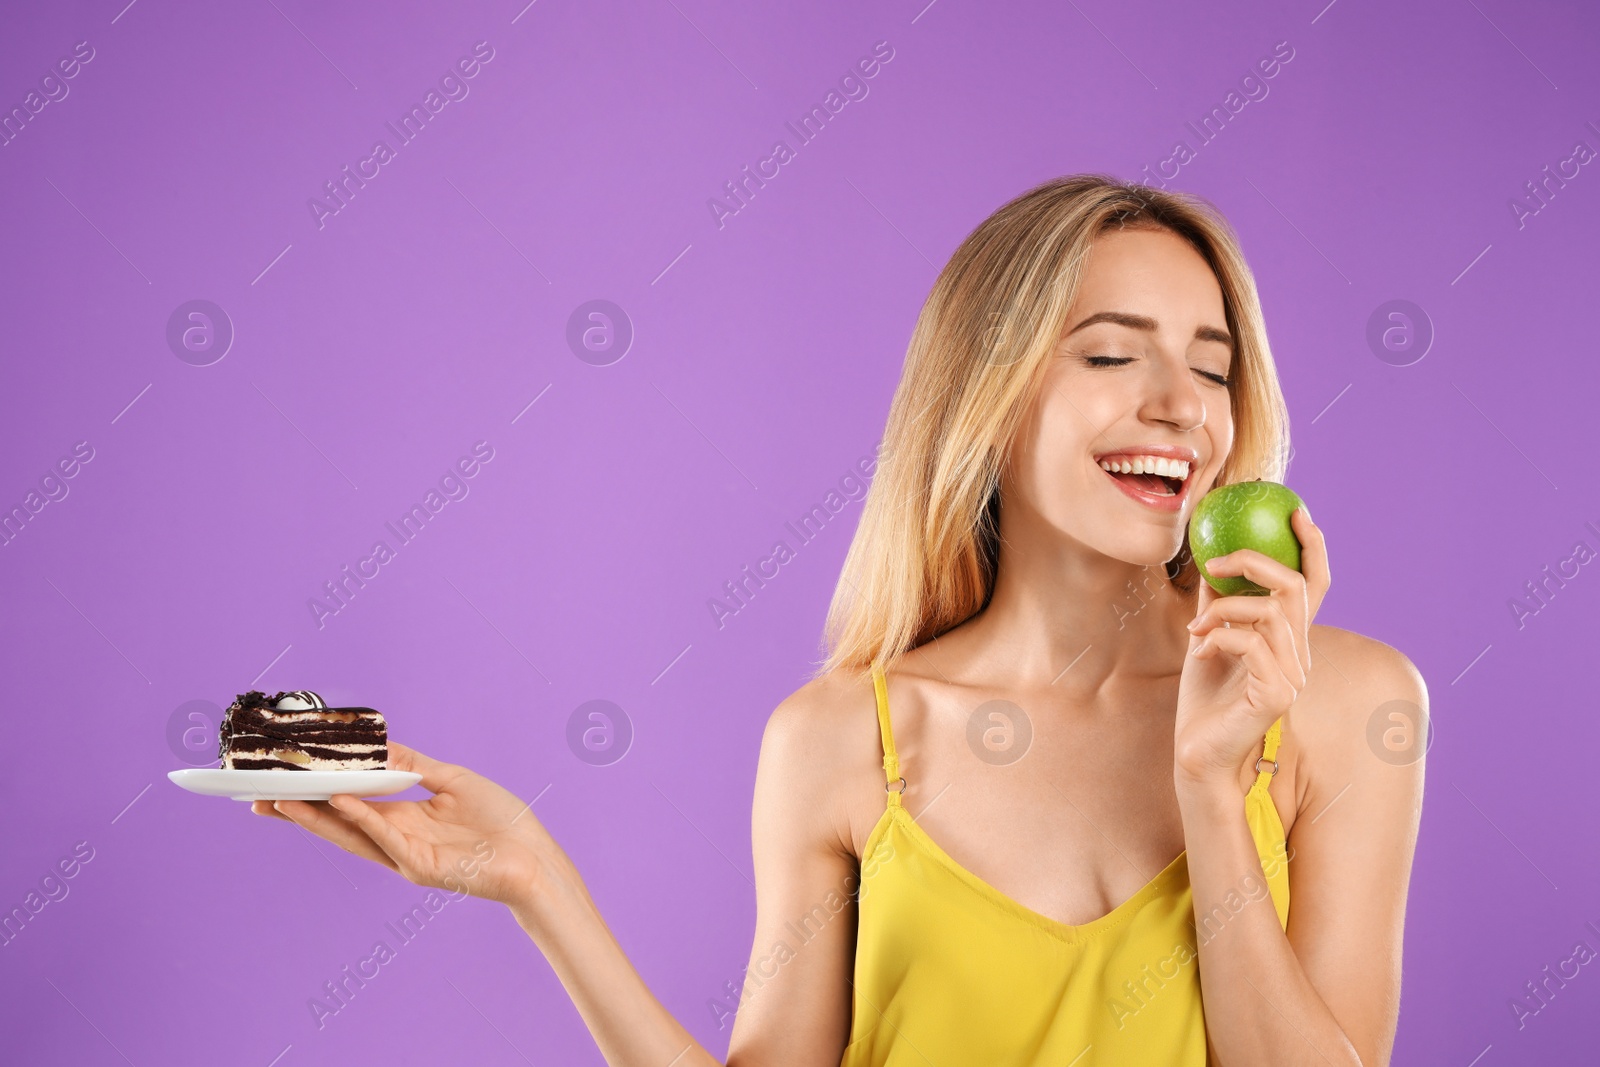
[1098,455,1190,480]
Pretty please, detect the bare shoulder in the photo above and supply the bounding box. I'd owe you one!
[1291,624,1429,808]
[732,672,882,1061]
[1275,641,1427,1067]
[1314,622,1423,672]
[757,667,891,861]
[1302,623,1428,723]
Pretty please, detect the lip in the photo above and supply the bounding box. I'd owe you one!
[1093,445,1202,514]
[1092,444,1201,465]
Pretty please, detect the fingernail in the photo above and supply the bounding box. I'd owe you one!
[1185,618,1199,631]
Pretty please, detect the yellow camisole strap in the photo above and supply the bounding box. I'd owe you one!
[871,665,904,808]
[1253,714,1285,791]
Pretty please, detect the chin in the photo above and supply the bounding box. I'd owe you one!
[1100,541,1184,572]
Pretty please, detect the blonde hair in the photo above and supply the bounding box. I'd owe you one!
[814,174,1291,681]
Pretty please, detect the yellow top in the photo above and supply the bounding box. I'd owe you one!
[840,665,1289,1065]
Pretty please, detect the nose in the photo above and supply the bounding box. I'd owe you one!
[1141,353,1208,432]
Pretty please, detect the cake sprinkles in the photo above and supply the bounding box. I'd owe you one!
[218,690,388,771]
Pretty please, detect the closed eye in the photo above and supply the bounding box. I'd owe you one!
[1083,354,1231,388]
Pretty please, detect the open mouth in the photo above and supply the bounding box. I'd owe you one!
[1105,469,1184,496]
[1093,453,1195,508]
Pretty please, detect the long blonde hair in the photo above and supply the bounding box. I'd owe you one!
[814,174,1291,681]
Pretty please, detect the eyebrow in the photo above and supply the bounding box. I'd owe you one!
[1065,310,1233,348]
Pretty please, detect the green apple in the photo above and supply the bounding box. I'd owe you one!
[1187,479,1306,596]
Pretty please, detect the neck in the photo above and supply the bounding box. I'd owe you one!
[926,513,1195,693]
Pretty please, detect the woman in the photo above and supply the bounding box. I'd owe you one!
[256,174,1427,1065]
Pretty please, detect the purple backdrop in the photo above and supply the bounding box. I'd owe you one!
[3,0,1597,1063]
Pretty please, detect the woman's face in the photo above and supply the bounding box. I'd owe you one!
[1006,224,1236,569]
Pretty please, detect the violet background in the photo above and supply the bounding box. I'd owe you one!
[3,0,1597,1063]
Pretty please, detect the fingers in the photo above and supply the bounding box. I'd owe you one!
[271,799,400,873]
[1207,510,1326,613]
[251,800,291,821]
[1290,507,1331,617]
[1204,549,1309,657]
[1204,547,1303,596]
[1193,625,1299,711]
[1189,595,1307,686]
[387,741,461,793]
[326,795,414,869]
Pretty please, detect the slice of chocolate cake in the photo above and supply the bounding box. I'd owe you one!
[219,690,388,771]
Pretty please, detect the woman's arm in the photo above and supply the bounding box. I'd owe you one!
[255,680,864,1067]
[260,747,718,1066]
[1178,631,1427,1067]
[503,838,722,1066]
[505,681,863,1066]
[723,681,865,1062]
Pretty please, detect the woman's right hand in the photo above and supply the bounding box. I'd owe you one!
[251,741,559,909]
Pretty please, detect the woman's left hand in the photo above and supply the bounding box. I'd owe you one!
[1174,507,1330,790]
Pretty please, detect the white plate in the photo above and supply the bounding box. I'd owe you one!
[167,768,423,801]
